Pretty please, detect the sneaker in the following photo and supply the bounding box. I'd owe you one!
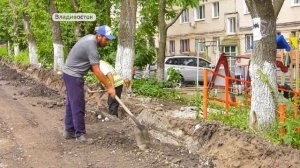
[76,134,87,142]
[63,130,76,139]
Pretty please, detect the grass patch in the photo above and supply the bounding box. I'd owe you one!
[0,46,8,57]
[207,105,249,131]
[14,50,30,65]
[132,78,183,100]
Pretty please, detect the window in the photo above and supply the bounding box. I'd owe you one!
[245,34,253,52]
[212,2,219,18]
[181,9,189,23]
[223,46,237,72]
[195,39,205,52]
[199,59,209,67]
[180,39,190,53]
[195,5,205,20]
[183,58,196,66]
[169,40,175,53]
[166,58,179,65]
[227,17,236,34]
[292,0,300,5]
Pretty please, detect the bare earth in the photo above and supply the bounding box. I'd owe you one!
[0,62,209,168]
[0,60,300,168]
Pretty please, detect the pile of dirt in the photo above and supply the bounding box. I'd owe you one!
[2,59,300,167]
[91,86,300,167]
[0,60,213,167]
[136,105,300,167]
[0,64,22,81]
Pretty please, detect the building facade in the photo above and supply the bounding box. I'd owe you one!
[166,0,300,68]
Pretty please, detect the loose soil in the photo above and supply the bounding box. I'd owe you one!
[0,59,300,168]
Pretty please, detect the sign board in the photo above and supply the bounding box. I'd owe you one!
[252,18,262,41]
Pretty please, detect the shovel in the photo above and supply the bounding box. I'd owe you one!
[115,96,150,150]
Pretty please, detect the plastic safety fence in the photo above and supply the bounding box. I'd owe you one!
[203,69,299,120]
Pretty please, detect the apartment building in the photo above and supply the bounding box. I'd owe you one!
[166,0,300,68]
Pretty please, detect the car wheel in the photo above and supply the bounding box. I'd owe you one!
[175,76,185,88]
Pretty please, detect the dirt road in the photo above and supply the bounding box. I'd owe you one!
[0,64,210,168]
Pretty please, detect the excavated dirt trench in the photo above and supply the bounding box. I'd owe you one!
[1,58,300,168]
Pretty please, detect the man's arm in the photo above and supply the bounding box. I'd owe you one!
[106,72,115,86]
[91,64,116,97]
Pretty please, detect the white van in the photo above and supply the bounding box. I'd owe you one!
[164,56,215,83]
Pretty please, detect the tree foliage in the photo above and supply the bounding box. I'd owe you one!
[0,0,197,73]
[134,2,157,67]
[0,1,13,42]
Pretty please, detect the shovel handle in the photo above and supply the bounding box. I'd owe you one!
[115,96,144,128]
[115,96,134,117]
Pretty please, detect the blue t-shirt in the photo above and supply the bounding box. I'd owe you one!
[63,35,100,77]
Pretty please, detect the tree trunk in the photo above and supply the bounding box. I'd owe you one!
[22,0,39,66]
[249,25,277,129]
[49,0,64,72]
[157,0,185,82]
[8,0,19,56]
[71,0,84,39]
[246,0,282,130]
[156,0,167,81]
[7,41,11,56]
[115,0,137,83]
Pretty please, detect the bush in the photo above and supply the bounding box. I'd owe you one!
[167,67,182,88]
[84,71,98,84]
[14,50,29,65]
[132,78,182,100]
[0,46,7,57]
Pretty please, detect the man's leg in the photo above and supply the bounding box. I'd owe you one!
[108,85,123,117]
[63,75,74,133]
[64,96,75,132]
[63,73,86,137]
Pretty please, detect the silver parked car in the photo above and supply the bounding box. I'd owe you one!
[164,56,215,83]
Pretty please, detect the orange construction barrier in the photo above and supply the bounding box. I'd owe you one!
[279,103,286,137]
[294,92,298,119]
[203,69,208,120]
[202,53,300,137]
[225,76,229,115]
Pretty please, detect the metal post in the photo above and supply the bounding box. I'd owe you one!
[196,42,200,90]
[296,31,300,91]
[216,40,219,64]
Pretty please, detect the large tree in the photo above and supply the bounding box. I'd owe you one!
[71,0,84,39]
[0,1,12,56]
[156,0,198,81]
[133,1,158,68]
[115,0,137,84]
[8,0,19,56]
[22,0,39,65]
[49,0,64,72]
[245,0,284,129]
